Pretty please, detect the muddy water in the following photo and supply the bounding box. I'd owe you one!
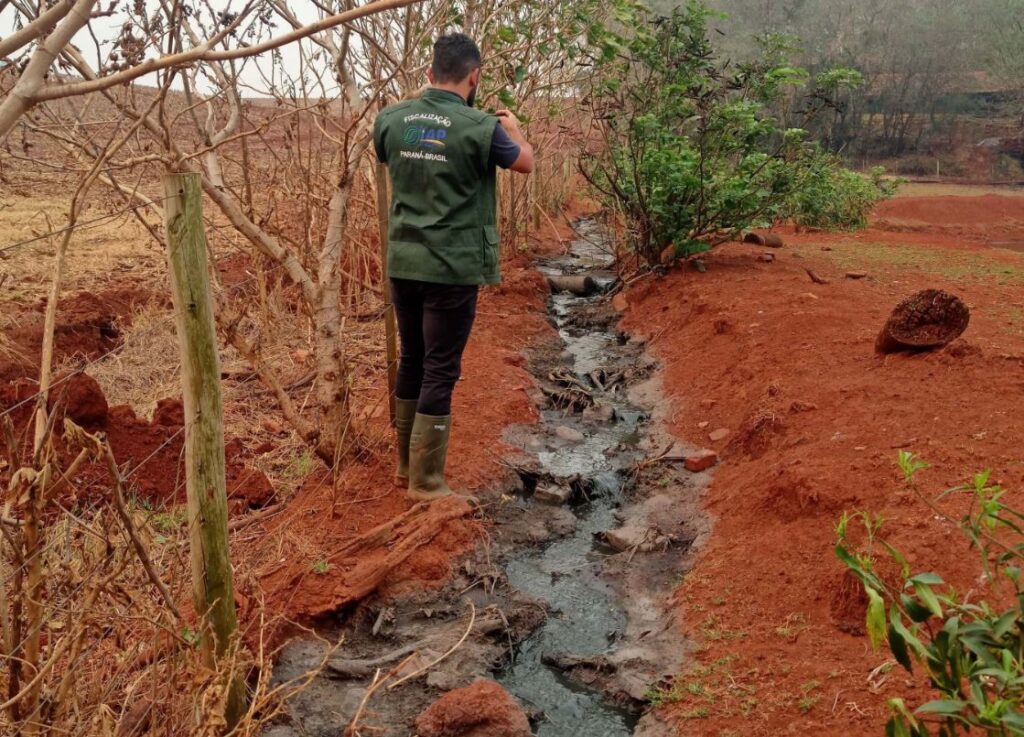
[497,219,650,736]
[264,218,699,737]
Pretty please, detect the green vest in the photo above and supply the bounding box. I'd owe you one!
[374,88,501,286]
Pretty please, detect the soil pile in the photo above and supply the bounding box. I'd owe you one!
[1,372,273,510]
[0,287,154,382]
[415,680,532,737]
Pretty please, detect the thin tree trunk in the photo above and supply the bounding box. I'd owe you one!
[162,172,245,729]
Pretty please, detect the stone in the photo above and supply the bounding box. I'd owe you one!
[583,404,615,423]
[684,449,719,472]
[601,524,656,553]
[555,425,585,443]
[416,680,532,737]
[846,271,868,280]
[759,253,775,263]
[559,350,575,363]
[699,398,716,410]
[698,421,710,429]
[612,292,629,312]
[535,483,572,505]
[709,428,730,442]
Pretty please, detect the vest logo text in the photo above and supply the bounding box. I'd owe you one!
[403,125,448,151]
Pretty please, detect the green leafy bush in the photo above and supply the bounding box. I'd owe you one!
[836,452,1024,737]
[581,1,887,265]
[788,164,900,230]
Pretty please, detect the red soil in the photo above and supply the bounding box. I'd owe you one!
[873,194,1024,239]
[0,285,273,512]
[0,207,566,637]
[247,256,555,622]
[415,680,532,737]
[1,376,275,511]
[620,214,1024,734]
[0,287,154,382]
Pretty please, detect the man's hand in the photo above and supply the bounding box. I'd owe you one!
[496,109,524,140]
[496,109,534,174]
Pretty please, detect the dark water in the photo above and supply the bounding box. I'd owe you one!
[498,219,643,737]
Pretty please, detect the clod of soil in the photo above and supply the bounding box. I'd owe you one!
[875,288,971,353]
[47,372,108,429]
[414,680,532,737]
[684,449,719,472]
[152,398,184,426]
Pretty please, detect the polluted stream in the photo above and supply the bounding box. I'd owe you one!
[266,219,702,737]
[497,220,649,736]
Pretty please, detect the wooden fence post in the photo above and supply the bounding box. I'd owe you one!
[162,172,246,729]
[375,161,399,426]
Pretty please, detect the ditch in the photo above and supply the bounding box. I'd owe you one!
[264,219,709,737]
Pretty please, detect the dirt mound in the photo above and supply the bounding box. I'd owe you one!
[152,397,184,426]
[2,376,272,510]
[47,372,108,428]
[873,194,1024,237]
[259,495,475,620]
[0,287,156,382]
[101,399,273,508]
[415,680,532,737]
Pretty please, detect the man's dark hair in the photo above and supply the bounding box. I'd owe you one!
[431,33,482,83]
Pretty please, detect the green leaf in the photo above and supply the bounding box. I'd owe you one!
[992,610,1019,638]
[1001,709,1024,732]
[901,594,934,624]
[890,606,931,662]
[888,625,913,672]
[915,700,968,716]
[866,586,886,651]
[909,573,945,586]
[912,582,943,618]
[882,541,912,579]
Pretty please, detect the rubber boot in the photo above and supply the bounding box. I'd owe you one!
[394,398,418,488]
[407,412,454,502]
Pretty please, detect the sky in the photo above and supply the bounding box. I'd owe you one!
[0,1,374,98]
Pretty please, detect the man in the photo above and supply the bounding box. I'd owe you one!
[374,33,534,502]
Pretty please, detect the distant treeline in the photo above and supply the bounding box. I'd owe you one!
[651,0,1024,164]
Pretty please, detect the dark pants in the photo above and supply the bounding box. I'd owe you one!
[391,278,478,416]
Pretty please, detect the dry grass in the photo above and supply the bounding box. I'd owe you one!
[84,303,181,416]
[76,271,394,498]
[0,193,162,303]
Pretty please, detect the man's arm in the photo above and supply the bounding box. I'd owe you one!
[495,110,534,174]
